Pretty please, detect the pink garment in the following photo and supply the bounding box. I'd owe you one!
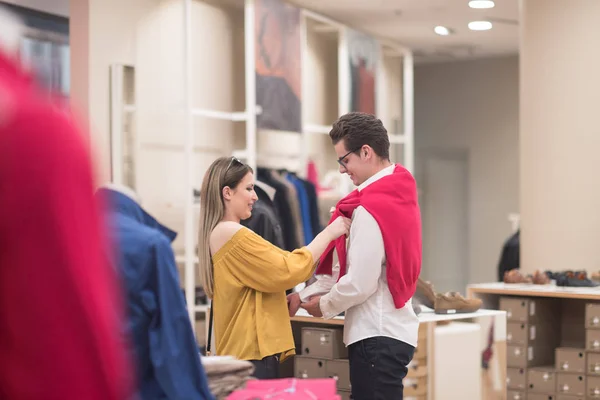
[227,378,340,400]
[306,160,324,194]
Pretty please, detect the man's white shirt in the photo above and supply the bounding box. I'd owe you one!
[299,164,419,347]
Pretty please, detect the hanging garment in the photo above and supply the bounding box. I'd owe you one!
[257,168,298,250]
[241,185,285,249]
[286,173,313,245]
[271,170,304,246]
[98,189,214,400]
[0,50,133,399]
[497,230,520,281]
[300,177,322,238]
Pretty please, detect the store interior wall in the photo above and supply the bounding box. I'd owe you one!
[414,55,519,288]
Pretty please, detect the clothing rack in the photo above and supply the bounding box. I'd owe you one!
[108,0,417,337]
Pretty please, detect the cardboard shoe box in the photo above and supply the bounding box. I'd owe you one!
[338,390,351,400]
[555,348,586,374]
[404,377,427,397]
[587,375,600,399]
[294,356,328,379]
[507,367,527,391]
[526,394,556,400]
[556,395,584,400]
[586,303,600,329]
[406,358,427,378]
[587,329,600,352]
[500,297,559,324]
[301,327,348,359]
[325,359,351,392]
[507,390,525,400]
[508,343,556,368]
[527,366,556,394]
[556,373,586,397]
[507,321,559,346]
[589,352,600,375]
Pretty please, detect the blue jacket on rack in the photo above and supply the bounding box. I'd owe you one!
[97,188,214,400]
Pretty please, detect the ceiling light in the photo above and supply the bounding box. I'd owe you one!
[468,21,492,31]
[434,26,452,36]
[468,0,495,9]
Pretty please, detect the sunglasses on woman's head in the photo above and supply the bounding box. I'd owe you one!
[226,156,244,171]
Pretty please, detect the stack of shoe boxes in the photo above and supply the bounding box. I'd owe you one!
[294,327,351,399]
[584,303,600,399]
[404,322,428,400]
[501,297,560,400]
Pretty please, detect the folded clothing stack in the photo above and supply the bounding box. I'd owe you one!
[227,378,341,400]
[202,356,255,399]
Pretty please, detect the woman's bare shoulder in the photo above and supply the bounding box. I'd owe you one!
[209,221,245,255]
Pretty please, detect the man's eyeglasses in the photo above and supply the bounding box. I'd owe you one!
[336,147,362,168]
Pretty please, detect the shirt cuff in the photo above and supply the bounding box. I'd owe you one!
[319,293,339,320]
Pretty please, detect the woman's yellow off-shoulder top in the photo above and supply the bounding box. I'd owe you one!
[211,227,316,361]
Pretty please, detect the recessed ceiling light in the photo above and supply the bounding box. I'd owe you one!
[468,21,492,31]
[434,26,453,36]
[468,0,495,9]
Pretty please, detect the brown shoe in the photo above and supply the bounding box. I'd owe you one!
[532,270,550,285]
[503,269,533,284]
[434,292,483,315]
[415,278,436,309]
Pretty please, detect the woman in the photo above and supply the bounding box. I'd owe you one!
[197,156,350,379]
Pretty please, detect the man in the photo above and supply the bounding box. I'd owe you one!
[0,7,133,399]
[289,112,422,399]
[97,185,214,400]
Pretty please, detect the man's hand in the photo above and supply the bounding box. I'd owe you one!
[287,292,301,317]
[300,296,323,318]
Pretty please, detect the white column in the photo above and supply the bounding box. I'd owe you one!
[520,0,600,273]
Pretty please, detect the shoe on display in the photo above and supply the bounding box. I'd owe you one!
[555,270,600,287]
[532,270,550,285]
[503,269,533,284]
[415,278,436,309]
[434,292,483,315]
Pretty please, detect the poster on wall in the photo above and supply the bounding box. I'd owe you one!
[255,0,302,133]
[346,28,378,115]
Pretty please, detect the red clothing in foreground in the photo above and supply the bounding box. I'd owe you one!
[316,164,422,309]
[0,51,133,399]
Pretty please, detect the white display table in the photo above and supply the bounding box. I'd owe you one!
[291,307,507,400]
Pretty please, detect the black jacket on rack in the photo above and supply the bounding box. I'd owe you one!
[241,185,285,249]
[256,168,298,251]
[497,230,520,281]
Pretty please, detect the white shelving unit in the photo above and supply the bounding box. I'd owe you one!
[110,0,416,338]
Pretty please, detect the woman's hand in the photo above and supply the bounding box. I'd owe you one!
[286,292,301,317]
[325,216,351,241]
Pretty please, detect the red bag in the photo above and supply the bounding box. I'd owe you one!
[227,378,341,399]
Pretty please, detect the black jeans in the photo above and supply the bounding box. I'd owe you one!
[250,354,280,380]
[348,337,415,400]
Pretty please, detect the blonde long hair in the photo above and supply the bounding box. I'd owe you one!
[197,157,253,299]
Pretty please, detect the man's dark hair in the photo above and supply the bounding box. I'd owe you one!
[329,112,390,160]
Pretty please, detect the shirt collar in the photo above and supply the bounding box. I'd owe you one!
[358,164,396,192]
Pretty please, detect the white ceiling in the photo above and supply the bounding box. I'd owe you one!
[289,0,519,63]
[3,0,519,62]
[1,0,69,17]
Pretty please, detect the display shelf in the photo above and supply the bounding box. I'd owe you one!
[290,306,506,400]
[378,44,404,164]
[468,282,600,301]
[291,306,505,325]
[467,281,600,400]
[301,12,342,177]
